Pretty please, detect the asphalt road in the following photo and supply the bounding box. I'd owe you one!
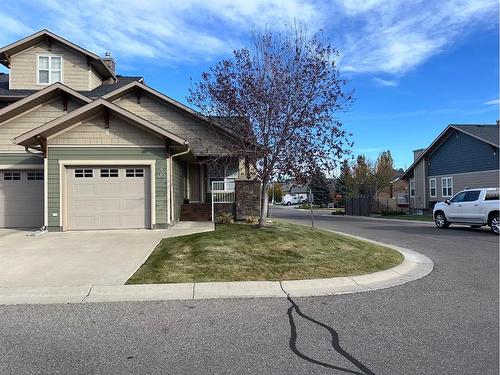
[0,207,498,374]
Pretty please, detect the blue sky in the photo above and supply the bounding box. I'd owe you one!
[0,0,498,169]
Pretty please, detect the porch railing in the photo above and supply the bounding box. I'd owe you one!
[211,179,235,222]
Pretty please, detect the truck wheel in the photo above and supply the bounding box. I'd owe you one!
[434,212,450,229]
[286,202,291,206]
[490,214,499,235]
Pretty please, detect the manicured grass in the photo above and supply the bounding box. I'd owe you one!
[127,222,403,284]
[379,214,433,222]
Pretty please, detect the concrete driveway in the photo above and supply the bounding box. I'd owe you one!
[0,229,166,287]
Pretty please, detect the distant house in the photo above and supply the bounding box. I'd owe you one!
[400,123,499,214]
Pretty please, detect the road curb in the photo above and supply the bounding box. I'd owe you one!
[0,230,433,305]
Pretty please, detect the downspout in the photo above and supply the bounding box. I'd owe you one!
[24,146,44,158]
[169,144,191,224]
[24,146,48,234]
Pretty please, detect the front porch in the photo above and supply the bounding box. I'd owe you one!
[178,160,260,222]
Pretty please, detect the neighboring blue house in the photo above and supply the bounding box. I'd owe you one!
[400,123,499,214]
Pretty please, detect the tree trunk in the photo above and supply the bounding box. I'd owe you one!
[258,179,269,227]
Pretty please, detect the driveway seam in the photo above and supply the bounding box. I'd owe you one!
[81,285,93,302]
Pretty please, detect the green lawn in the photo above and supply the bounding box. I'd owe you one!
[127,222,403,284]
[379,214,433,222]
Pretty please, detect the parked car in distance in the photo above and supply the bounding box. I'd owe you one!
[282,193,308,205]
[433,188,499,234]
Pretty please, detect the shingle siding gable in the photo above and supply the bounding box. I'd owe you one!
[10,40,98,91]
[428,130,499,176]
[113,93,229,155]
[0,96,81,151]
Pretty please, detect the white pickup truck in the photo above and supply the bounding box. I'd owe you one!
[282,193,308,205]
[433,188,499,234]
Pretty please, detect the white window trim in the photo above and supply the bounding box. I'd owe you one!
[37,54,63,85]
[441,177,453,197]
[409,179,415,197]
[429,178,437,198]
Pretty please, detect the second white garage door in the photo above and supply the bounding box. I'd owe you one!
[0,170,43,228]
[66,166,150,230]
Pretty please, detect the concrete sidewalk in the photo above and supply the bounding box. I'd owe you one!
[0,229,433,305]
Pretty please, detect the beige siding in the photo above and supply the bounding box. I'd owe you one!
[0,97,81,151]
[430,170,500,202]
[89,66,102,90]
[114,93,228,155]
[49,113,164,146]
[410,158,427,209]
[10,40,101,91]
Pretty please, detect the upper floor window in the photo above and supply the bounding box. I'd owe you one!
[38,55,62,84]
[409,179,415,197]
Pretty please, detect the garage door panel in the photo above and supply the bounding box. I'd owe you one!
[73,199,98,212]
[99,199,121,211]
[95,183,121,195]
[0,170,44,228]
[124,198,145,210]
[73,184,96,195]
[66,166,150,230]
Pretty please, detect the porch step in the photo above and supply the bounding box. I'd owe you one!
[180,203,212,221]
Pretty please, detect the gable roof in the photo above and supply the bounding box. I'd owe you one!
[13,98,188,148]
[0,82,92,123]
[102,80,241,140]
[0,74,143,100]
[0,29,115,81]
[84,76,144,98]
[400,123,499,180]
[451,124,499,147]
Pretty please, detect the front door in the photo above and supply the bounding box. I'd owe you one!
[188,163,201,202]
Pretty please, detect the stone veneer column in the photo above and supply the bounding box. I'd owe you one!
[234,179,261,220]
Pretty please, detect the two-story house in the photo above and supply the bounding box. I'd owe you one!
[0,30,260,231]
[400,123,499,214]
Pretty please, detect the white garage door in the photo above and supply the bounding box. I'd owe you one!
[0,170,44,228]
[66,166,150,230]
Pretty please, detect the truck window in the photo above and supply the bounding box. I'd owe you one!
[463,190,480,202]
[485,191,500,201]
[450,192,466,203]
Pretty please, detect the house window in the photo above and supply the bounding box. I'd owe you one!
[100,168,119,177]
[27,171,44,181]
[125,168,144,177]
[442,177,453,197]
[3,171,21,180]
[429,178,436,197]
[74,169,93,178]
[38,55,62,84]
[409,179,415,197]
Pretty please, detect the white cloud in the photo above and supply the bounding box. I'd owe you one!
[484,99,500,105]
[356,147,382,154]
[334,0,498,74]
[1,0,322,64]
[0,0,496,76]
[373,77,398,87]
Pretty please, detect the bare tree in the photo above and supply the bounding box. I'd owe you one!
[188,25,354,226]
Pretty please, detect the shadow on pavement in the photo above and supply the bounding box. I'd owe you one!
[286,294,376,375]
